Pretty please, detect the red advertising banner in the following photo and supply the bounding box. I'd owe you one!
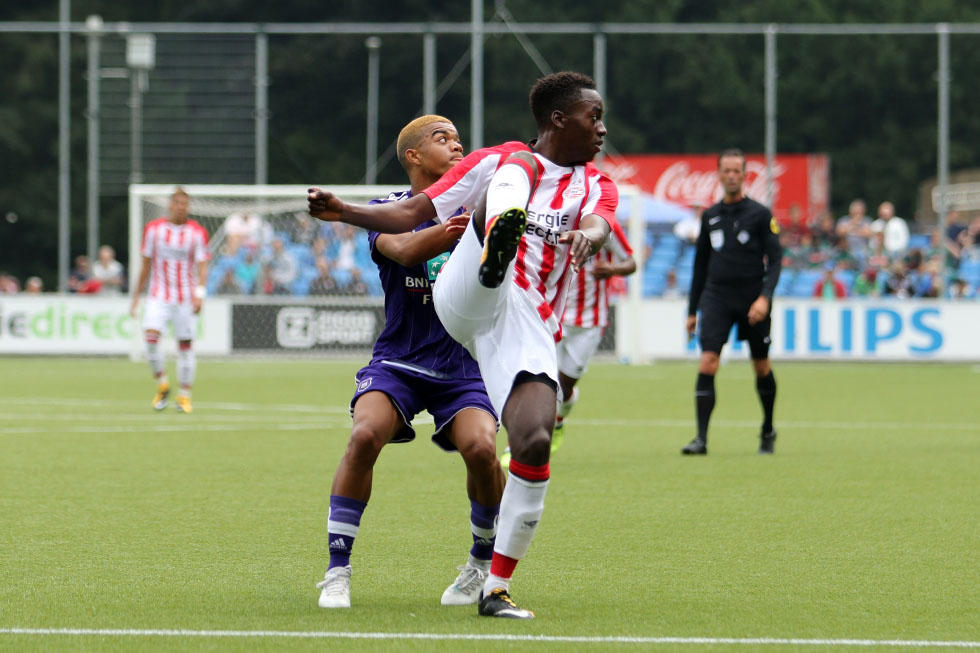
[601,153,830,224]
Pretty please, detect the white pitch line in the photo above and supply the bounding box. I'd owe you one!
[0,422,342,435]
[0,629,978,648]
[0,397,347,415]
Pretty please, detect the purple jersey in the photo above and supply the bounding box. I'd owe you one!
[366,190,482,380]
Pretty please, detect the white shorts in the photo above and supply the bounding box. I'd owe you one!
[142,298,197,341]
[557,324,604,379]
[434,221,558,416]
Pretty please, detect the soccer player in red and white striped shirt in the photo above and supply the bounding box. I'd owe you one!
[554,216,635,445]
[309,72,617,619]
[129,187,210,413]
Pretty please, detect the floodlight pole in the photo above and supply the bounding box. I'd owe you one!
[58,0,70,292]
[86,15,103,265]
[937,23,950,289]
[471,0,484,151]
[255,29,269,185]
[423,29,436,115]
[365,36,381,185]
[764,24,777,210]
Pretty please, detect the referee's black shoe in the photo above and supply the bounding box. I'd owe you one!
[759,429,777,455]
[681,438,707,455]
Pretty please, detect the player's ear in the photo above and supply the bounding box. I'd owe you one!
[551,109,565,128]
[404,147,422,167]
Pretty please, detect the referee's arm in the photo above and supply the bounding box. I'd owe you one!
[748,213,784,325]
[686,215,711,336]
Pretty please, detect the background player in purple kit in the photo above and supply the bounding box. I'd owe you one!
[316,116,505,609]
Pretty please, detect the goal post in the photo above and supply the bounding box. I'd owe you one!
[127,183,651,360]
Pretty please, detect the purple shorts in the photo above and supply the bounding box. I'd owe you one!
[350,361,499,451]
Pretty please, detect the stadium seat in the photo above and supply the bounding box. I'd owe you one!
[791,269,823,297]
[908,234,931,250]
[775,270,795,297]
[958,259,980,285]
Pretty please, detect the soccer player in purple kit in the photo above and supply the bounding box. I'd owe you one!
[316,116,505,609]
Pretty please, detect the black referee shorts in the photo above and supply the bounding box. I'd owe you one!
[697,285,772,360]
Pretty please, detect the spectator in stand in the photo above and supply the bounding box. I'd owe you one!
[865,230,892,272]
[813,262,847,299]
[948,277,974,300]
[810,211,839,250]
[311,236,328,262]
[883,261,915,298]
[912,260,941,298]
[236,248,261,294]
[224,210,269,251]
[309,256,339,296]
[344,268,369,296]
[831,237,861,271]
[662,268,682,298]
[836,199,873,254]
[328,223,372,286]
[262,237,299,295]
[69,255,100,293]
[290,211,319,246]
[783,203,808,247]
[0,272,20,293]
[852,268,879,298]
[944,210,968,272]
[215,267,243,295]
[870,201,910,256]
[92,245,125,295]
[24,276,43,294]
[958,216,980,260]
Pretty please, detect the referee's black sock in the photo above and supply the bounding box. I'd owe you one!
[756,370,776,434]
[695,373,715,441]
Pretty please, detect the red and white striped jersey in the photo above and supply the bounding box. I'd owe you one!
[561,216,633,329]
[140,218,210,304]
[424,141,619,339]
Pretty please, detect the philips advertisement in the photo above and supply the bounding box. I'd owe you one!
[616,299,980,362]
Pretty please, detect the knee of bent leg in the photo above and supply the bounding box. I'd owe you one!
[503,151,540,187]
[456,431,499,472]
[511,425,552,464]
[346,423,388,462]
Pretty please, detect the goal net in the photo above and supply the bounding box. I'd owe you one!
[128,183,649,359]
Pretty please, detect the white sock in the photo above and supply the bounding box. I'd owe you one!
[484,162,532,228]
[483,573,510,594]
[177,346,196,390]
[559,386,579,418]
[145,337,165,379]
[492,472,549,561]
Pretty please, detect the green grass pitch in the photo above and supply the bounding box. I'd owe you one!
[1,357,977,651]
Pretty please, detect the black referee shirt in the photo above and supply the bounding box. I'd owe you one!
[687,197,783,316]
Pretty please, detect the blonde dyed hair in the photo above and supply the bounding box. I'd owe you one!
[396,114,453,171]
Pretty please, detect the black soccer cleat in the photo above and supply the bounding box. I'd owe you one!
[478,588,535,619]
[681,438,707,455]
[478,208,527,288]
[759,429,777,455]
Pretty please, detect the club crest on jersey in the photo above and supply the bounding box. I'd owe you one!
[357,377,372,392]
[737,230,750,244]
[563,179,586,200]
[710,229,724,250]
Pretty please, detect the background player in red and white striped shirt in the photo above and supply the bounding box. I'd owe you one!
[129,187,210,413]
[309,72,617,619]
[553,216,635,449]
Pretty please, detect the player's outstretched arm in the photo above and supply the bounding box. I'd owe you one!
[559,213,611,271]
[129,257,151,317]
[308,187,436,234]
[375,214,469,267]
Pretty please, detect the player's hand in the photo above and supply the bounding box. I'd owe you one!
[192,297,203,314]
[747,296,770,325]
[559,230,594,271]
[443,213,470,239]
[686,314,698,339]
[129,298,139,318]
[591,259,614,280]
[307,187,344,221]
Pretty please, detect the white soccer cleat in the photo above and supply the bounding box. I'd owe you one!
[316,565,352,608]
[441,562,489,606]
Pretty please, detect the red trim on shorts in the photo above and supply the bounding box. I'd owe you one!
[508,459,550,482]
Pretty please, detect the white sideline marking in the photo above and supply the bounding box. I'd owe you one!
[0,629,978,648]
[0,423,342,435]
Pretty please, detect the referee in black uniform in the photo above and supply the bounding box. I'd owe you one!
[682,148,782,455]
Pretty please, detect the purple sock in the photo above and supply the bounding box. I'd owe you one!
[469,499,499,562]
[327,495,367,569]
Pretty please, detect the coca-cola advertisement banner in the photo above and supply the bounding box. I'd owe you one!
[601,153,830,223]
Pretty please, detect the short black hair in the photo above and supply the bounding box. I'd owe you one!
[717,148,746,169]
[529,71,597,127]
